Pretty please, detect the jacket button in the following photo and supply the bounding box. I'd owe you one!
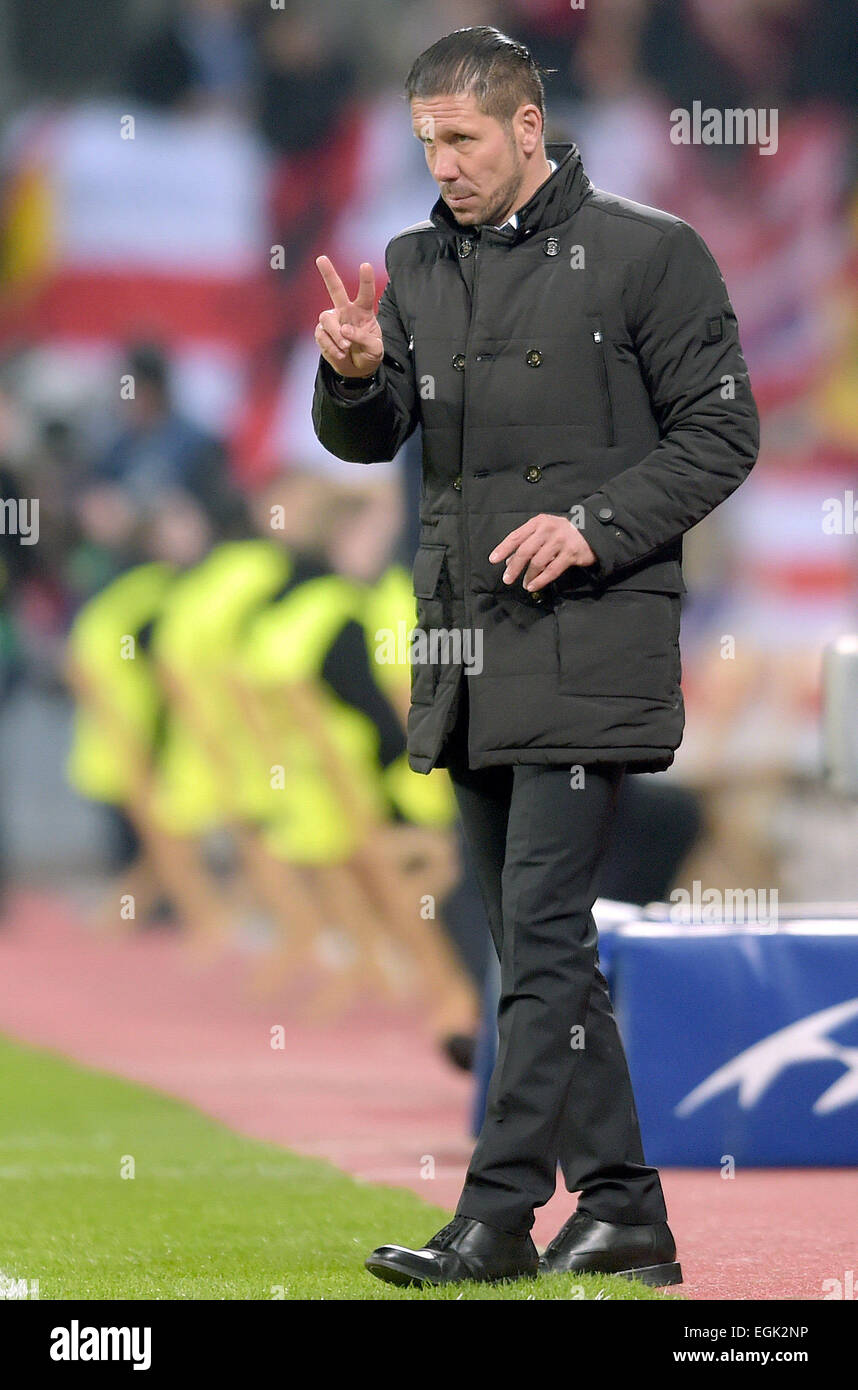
[525,349,543,367]
[452,474,462,491]
[458,240,473,258]
[531,588,545,604]
[524,465,542,483]
[452,353,466,371]
[597,505,615,521]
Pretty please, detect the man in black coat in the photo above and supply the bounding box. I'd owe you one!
[312,26,759,1289]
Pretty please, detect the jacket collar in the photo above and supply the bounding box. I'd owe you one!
[428,141,593,246]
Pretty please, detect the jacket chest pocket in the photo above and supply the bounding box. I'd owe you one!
[472,328,618,435]
[588,317,615,447]
[555,589,682,701]
[412,336,464,427]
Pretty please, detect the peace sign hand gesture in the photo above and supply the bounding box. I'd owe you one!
[315,256,384,379]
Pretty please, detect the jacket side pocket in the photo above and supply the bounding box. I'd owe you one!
[555,589,681,700]
[410,544,447,705]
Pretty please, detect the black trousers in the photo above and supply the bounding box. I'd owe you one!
[444,676,668,1236]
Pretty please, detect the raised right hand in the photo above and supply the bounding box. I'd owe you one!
[315,255,384,379]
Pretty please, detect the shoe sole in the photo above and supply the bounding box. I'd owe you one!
[609,1267,681,1284]
[368,1253,681,1290]
[613,1261,683,1287]
[539,1259,683,1288]
[365,1256,429,1288]
[365,1255,538,1290]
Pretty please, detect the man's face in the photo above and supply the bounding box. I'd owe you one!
[410,92,527,228]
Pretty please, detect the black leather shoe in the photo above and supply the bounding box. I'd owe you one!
[365,1216,539,1288]
[539,1211,682,1286]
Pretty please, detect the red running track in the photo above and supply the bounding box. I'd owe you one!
[0,891,854,1301]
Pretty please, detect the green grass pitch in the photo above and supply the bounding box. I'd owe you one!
[0,1035,676,1300]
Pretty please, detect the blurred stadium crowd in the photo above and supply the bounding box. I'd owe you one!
[0,0,857,986]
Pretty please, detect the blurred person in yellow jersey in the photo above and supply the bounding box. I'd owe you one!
[237,470,485,1051]
[66,489,215,923]
[240,469,449,845]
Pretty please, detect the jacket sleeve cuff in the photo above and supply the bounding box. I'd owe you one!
[319,355,386,404]
[577,497,626,579]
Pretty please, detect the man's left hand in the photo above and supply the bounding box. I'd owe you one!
[488,514,598,592]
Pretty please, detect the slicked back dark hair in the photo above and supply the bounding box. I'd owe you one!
[404,26,553,131]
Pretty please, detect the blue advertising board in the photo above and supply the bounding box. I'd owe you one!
[613,924,858,1165]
